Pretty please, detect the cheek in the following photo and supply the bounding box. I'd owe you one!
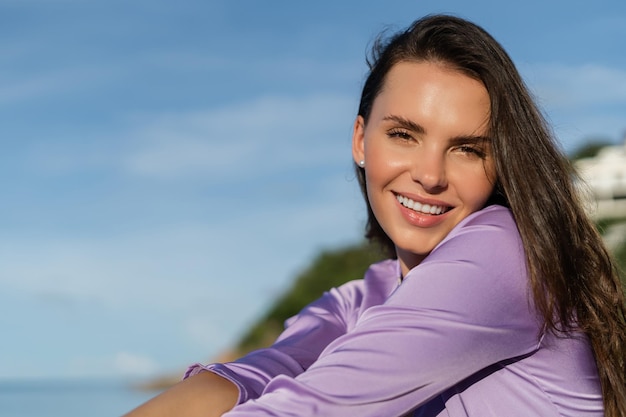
[364,158,402,199]
[479,162,497,203]
[363,161,393,212]
[364,145,407,179]
[458,172,495,208]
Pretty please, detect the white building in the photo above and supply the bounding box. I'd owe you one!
[575,138,626,219]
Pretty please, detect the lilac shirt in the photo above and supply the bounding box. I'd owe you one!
[186,205,602,416]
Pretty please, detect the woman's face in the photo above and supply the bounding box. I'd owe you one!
[352,61,496,276]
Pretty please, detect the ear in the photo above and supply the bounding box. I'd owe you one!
[352,116,366,165]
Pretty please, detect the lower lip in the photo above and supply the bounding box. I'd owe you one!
[396,199,449,228]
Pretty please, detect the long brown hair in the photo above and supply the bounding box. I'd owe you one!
[355,14,626,416]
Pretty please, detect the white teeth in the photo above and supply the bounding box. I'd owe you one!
[396,195,446,215]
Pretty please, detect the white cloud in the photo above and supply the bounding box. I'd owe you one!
[0,70,75,104]
[0,170,364,313]
[587,15,626,37]
[18,93,358,183]
[64,351,159,378]
[523,63,626,108]
[0,226,239,309]
[113,352,159,377]
[520,63,626,149]
[183,315,235,354]
[0,63,123,105]
[123,93,356,180]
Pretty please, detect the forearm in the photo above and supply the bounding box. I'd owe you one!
[122,372,238,417]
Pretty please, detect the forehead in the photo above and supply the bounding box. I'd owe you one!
[372,61,491,134]
[380,61,489,102]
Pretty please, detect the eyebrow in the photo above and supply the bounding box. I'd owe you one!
[383,115,425,134]
[382,114,491,144]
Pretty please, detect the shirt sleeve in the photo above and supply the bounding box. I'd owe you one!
[185,278,367,403]
[222,206,542,416]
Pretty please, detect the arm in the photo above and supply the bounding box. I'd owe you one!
[223,206,541,416]
[185,278,371,403]
[121,266,376,417]
[121,371,238,417]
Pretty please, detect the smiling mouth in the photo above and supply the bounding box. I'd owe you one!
[396,194,450,215]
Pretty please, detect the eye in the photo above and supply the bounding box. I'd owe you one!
[455,144,487,159]
[387,128,414,142]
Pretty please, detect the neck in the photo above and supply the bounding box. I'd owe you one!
[395,247,427,277]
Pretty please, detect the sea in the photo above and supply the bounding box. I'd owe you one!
[0,379,159,417]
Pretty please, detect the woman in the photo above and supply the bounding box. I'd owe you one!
[124,14,626,417]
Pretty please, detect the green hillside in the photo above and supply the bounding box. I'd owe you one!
[234,241,387,354]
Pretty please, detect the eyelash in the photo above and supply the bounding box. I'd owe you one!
[387,129,414,141]
[387,129,487,158]
[456,145,486,158]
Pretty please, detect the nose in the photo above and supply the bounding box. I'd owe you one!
[409,150,447,192]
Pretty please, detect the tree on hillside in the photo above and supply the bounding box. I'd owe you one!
[569,138,614,160]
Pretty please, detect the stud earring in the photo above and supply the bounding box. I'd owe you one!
[358,160,365,167]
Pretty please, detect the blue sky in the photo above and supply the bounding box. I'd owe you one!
[1,0,625,381]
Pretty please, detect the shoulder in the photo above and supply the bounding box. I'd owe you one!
[426,204,523,266]
[397,205,530,319]
[286,259,399,330]
[442,204,518,242]
[326,259,399,311]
